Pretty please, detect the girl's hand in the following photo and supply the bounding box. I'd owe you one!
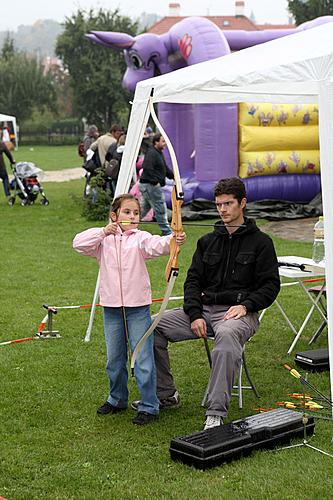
[103,221,118,236]
[175,231,186,246]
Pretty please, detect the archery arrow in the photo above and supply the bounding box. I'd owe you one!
[283,364,333,407]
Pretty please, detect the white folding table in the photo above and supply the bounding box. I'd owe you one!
[262,256,326,354]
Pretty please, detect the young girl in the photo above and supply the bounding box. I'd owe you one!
[73,194,186,425]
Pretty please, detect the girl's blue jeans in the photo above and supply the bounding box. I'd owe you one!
[103,305,159,415]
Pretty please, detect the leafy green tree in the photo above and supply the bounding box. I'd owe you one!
[56,9,137,130]
[1,33,15,61]
[46,61,73,116]
[288,0,333,25]
[0,41,57,121]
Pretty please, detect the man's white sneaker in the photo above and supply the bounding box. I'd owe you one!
[204,415,223,430]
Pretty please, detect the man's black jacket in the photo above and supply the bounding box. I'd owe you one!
[183,218,280,322]
[140,145,174,187]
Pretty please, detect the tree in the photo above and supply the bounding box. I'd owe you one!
[1,33,15,61]
[0,41,57,121]
[45,61,73,116]
[56,9,138,130]
[288,0,333,25]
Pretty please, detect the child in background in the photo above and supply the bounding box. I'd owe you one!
[73,194,186,425]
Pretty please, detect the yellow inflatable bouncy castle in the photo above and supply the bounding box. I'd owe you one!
[239,103,320,178]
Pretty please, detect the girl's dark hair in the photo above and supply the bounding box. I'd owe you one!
[111,194,140,215]
[214,177,246,204]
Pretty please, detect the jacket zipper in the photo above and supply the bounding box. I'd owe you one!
[118,234,124,306]
[222,234,232,285]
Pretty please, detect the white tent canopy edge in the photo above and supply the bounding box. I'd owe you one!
[113,22,333,409]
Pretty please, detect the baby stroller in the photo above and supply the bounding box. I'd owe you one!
[9,162,49,206]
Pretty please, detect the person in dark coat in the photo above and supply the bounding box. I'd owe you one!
[139,133,174,235]
[0,140,15,198]
[82,125,99,159]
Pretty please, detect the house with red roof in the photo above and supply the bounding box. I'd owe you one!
[147,1,294,35]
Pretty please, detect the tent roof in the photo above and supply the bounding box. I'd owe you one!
[135,21,333,104]
[0,113,16,122]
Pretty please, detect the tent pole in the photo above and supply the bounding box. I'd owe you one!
[318,83,333,418]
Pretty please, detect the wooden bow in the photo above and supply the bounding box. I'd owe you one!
[130,97,184,373]
[165,186,184,282]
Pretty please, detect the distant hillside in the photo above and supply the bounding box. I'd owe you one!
[0,20,64,57]
[0,13,160,57]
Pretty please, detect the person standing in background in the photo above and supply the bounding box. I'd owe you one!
[82,125,99,159]
[139,133,174,236]
[91,124,123,167]
[0,141,15,199]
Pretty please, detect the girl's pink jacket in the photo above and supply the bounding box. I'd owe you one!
[73,226,172,307]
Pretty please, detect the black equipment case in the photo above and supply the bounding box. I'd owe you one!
[169,408,314,469]
[295,348,329,371]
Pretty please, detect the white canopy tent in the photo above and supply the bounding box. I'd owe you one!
[0,113,18,148]
[112,21,333,405]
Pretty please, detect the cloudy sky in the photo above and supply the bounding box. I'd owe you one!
[0,0,290,31]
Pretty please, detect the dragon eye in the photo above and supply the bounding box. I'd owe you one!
[130,53,143,69]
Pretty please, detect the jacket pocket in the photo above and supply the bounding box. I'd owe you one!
[232,252,255,285]
[202,252,223,283]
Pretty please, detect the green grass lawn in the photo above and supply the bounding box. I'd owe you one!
[0,172,332,499]
[12,145,81,171]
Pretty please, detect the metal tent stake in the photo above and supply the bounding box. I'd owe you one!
[40,305,61,338]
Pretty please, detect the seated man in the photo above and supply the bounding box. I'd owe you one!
[134,177,280,429]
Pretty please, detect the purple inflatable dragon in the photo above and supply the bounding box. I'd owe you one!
[87,16,333,203]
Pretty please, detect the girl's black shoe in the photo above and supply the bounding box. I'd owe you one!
[97,402,125,415]
[132,411,158,425]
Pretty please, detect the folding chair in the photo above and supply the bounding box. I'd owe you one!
[201,336,260,409]
[308,285,327,345]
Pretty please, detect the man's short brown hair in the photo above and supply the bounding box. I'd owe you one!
[110,124,123,134]
[152,133,162,145]
[214,177,247,204]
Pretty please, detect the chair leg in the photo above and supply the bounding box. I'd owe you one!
[237,358,243,409]
[203,337,212,369]
[242,352,260,399]
[309,321,327,345]
[308,293,327,345]
[201,384,209,407]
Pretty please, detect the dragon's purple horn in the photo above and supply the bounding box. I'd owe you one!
[85,33,113,49]
[88,31,135,50]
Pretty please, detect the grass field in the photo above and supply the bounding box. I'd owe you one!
[0,156,332,499]
[12,145,81,171]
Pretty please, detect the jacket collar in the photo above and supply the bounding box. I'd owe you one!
[213,217,259,237]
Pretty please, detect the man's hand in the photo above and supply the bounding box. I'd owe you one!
[223,305,247,321]
[191,318,207,338]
